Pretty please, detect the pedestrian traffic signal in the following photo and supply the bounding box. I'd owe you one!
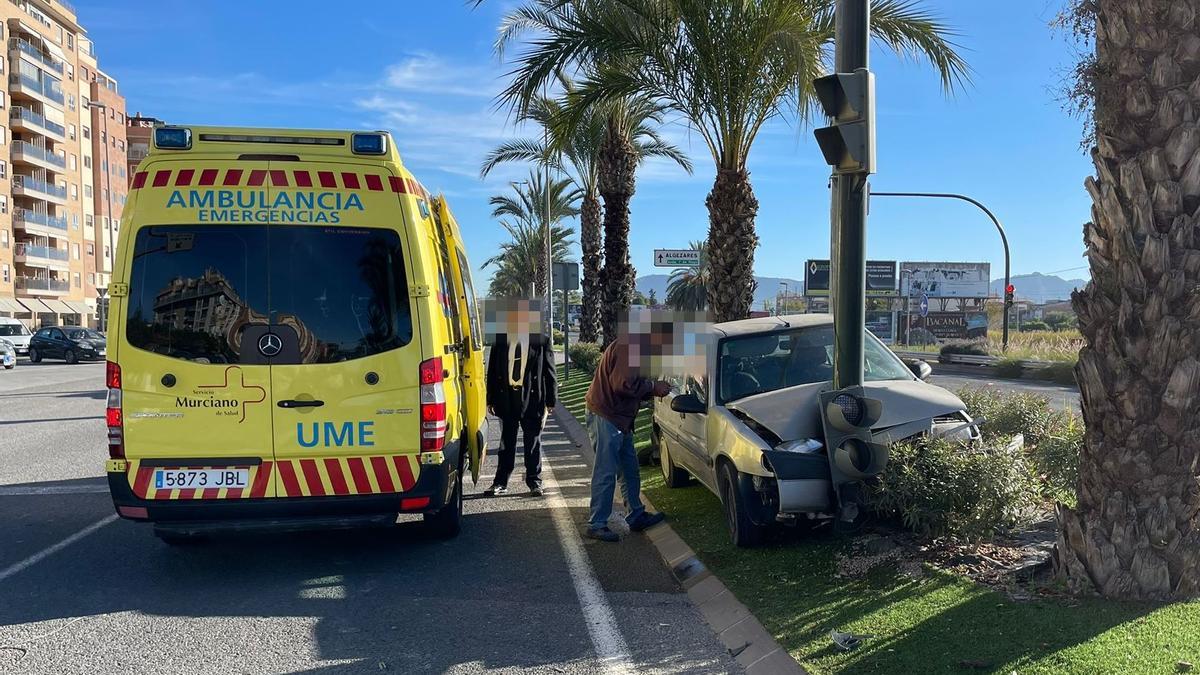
[812,68,876,175]
[818,386,887,523]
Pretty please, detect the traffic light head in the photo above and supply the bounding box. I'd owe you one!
[818,386,888,522]
[1004,284,1015,307]
[812,68,876,175]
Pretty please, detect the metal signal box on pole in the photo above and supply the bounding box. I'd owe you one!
[813,68,876,175]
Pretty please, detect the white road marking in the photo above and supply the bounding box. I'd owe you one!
[0,514,117,583]
[0,483,109,496]
[541,453,636,674]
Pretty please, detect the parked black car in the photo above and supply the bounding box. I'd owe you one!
[28,327,107,364]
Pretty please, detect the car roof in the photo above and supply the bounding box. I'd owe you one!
[712,313,832,338]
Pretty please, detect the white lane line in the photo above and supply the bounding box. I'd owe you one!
[541,451,636,674]
[0,514,117,583]
[0,484,109,496]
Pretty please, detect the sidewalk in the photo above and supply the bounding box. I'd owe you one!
[551,404,807,675]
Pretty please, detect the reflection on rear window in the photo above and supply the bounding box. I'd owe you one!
[126,224,412,364]
[0,325,30,336]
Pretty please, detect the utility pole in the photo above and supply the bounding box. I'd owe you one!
[91,103,115,331]
[815,0,873,389]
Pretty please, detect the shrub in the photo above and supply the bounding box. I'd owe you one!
[871,436,1039,541]
[552,329,565,345]
[955,387,1082,504]
[1032,360,1077,386]
[1020,320,1050,332]
[568,341,602,373]
[940,340,989,357]
[994,357,1025,378]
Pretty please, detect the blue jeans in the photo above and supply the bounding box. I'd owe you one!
[587,412,645,530]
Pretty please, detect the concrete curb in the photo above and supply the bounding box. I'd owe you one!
[553,402,807,675]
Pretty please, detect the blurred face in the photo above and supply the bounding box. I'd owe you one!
[619,309,711,377]
[484,297,544,344]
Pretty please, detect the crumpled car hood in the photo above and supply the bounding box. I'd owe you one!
[727,379,967,442]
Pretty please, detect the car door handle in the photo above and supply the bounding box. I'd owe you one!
[277,399,324,408]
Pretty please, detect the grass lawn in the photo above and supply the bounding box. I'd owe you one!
[557,366,1200,674]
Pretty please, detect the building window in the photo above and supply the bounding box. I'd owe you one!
[100,130,106,143]
[101,159,107,173]
[82,126,90,140]
[0,92,5,109]
[83,155,91,169]
[2,264,8,283]
[86,243,94,256]
[88,272,94,285]
[0,161,7,178]
[85,214,93,228]
[69,154,76,171]
[103,245,109,259]
[113,219,120,231]
[1,229,7,248]
[67,34,73,50]
[0,195,7,214]
[70,184,77,200]
[68,94,75,111]
[84,185,92,199]
[117,139,125,151]
[73,243,79,259]
[74,273,80,288]
[103,188,108,202]
[66,63,73,80]
[68,124,76,140]
[0,127,7,145]
[0,56,5,74]
[82,96,89,110]
[117,112,124,124]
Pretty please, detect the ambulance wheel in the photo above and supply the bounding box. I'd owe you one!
[28,347,41,363]
[425,468,463,539]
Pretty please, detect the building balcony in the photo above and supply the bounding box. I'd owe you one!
[14,242,69,269]
[15,276,69,294]
[13,141,66,173]
[9,38,64,74]
[13,207,68,234]
[10,106,65,141]
[13,175,67,205]
[9,73,64,107]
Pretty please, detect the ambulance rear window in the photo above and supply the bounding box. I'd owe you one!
[126,224,412,364]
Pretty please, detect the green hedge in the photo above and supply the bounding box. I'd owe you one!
[567,341,602,374]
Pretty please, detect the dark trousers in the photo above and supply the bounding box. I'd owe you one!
[492,407,545,489]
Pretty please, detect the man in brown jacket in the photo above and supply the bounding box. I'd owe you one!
[584,330,672,542]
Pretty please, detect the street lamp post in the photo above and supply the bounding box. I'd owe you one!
[91,102,115,331]
[870,191,1012,351]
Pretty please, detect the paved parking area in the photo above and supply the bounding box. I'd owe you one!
[0,362,740,674]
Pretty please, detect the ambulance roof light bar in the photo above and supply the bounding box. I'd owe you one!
[351,132,388,155]
[154,127,192,150]
[197,133,344,146]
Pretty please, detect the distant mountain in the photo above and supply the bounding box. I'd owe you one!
[637,274,804,308]
[990,273,1087,305]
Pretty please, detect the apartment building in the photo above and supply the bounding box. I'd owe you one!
[0,0,128,329]
[125,111,160,185]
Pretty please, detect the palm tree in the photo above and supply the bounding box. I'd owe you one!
[485,219,576,298]
[665,240,709,312]
[1054,0,1200,600]
[485,172,581,297]
[498,0,967,322]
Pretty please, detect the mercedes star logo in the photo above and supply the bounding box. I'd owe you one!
[258,333,282,357]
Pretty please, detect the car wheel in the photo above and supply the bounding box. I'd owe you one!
[65,349,78,364]
[4,364,13,370]
[424,464,463,539]
[719,464,766,548]
[28,347,41,363]
[659,434,689,488]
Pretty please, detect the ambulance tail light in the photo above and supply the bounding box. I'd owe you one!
[154,127,191,150]
[106,361,124,459]
[419,357,447,451]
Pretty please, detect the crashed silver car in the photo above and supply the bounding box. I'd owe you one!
[651,314,980,546]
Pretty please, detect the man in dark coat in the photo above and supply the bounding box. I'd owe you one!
[484,332,557,496]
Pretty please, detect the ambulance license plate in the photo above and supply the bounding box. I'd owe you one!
[154,469,249,490]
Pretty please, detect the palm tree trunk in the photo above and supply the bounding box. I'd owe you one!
[579,190,603,343]
[1055,0,1200,599]
[705,168,759,322]
[599,116,637,345]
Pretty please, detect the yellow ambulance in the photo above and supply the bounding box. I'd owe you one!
[104,126,487,543]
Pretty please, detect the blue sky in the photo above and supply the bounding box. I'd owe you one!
[80,0,1092,286]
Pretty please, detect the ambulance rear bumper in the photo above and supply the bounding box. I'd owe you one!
[108,460,455,531]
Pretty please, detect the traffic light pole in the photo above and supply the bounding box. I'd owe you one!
[830,0,871,389]
[869,191,1012,351]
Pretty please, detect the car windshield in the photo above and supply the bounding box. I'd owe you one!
[0,324,30,336]
[718,324,912,402]
[67,329,104,340]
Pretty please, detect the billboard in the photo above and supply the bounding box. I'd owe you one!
[804,259,897,297]
[866,310,896,344]
[900,262,991,298]
[909,312,989,340]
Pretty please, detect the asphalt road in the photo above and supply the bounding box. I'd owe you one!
[0,361,739,674]
[926,367,1081,411]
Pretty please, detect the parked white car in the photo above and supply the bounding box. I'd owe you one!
[0,338,15,369]
[651,314,980,546]
[0,317,31,356]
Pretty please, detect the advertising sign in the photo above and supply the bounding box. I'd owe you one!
[900,262,991,298]
[916,312,989,340]
[804,259,897,297]
[866,310,896,344]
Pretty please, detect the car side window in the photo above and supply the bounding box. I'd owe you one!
[686,375,708,405]
[51,329,65,340]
